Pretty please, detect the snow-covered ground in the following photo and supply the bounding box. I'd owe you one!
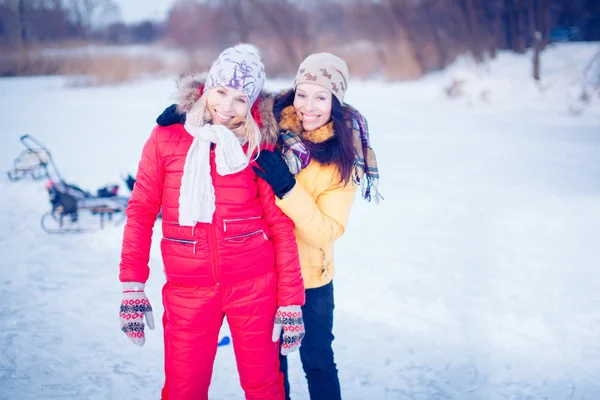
[1,43,599,399]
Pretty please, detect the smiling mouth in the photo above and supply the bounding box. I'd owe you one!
[302,113,320,122]
[214,109,234,121]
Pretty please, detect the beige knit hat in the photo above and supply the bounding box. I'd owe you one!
[294,53,349,104]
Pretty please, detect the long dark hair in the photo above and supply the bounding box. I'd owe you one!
[273,90,355,185]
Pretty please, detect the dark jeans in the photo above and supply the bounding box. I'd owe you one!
[279,281,341,400]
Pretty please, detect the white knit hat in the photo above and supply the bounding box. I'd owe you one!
[205,43,265,106]
[294,53,350,104]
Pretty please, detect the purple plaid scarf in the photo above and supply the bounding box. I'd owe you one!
[277,104,382,203]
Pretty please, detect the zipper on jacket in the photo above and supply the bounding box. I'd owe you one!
[163,237,198,254]
[208,148,220,285]
[208,225,219,284]
[223,216,261,232]
[225,229,267,243]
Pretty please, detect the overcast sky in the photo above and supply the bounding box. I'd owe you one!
[114,0,175,23]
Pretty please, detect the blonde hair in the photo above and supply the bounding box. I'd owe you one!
[186,88,262,160]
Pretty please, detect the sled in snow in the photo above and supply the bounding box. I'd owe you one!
[7,135,53,182]
[33,140,132,233]
[41,180,130,234]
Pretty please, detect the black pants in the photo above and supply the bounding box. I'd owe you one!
[279,281,341,400]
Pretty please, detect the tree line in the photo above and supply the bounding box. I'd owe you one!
[1,0,599,78]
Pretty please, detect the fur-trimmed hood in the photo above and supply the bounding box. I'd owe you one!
[173,72,279,146]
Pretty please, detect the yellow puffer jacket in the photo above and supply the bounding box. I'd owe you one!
[276,160,356,289]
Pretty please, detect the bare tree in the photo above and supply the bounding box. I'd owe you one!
[15,0,26,73]
[462,0,485,61]
[422,0,447,68]
[345,0,399,66]
[18,0,26,45]
[541,0,551,47]
[166,1,214,52]
[478,0,504,59]
[384,0,426,72]
[247,0,311,69]
[224,0,252,42]
[490,0,506,58]
[528,0,540,80]
[514,0,527,53]
[68,0,118,36]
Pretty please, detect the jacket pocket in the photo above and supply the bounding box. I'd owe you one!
[223,216,261,233]
[305,246,331,278]
[162,237,198,254]
[163,220,201,237]
[222,216,268,243]
[317,248,331,277]
[224,229,267,243]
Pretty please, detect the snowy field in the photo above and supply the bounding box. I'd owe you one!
[1,43,599,399]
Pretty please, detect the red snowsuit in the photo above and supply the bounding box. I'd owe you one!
[119,99,305,399]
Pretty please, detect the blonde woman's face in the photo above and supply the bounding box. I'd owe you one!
[293,83,333,131]
[206,86,250,127]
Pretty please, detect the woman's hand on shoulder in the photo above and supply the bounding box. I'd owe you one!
[253,150,296,199]
[156,104,186,127]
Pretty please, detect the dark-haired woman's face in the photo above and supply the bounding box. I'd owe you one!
[293,83,332,131]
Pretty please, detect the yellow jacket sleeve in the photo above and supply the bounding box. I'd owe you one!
[276,179,356,248]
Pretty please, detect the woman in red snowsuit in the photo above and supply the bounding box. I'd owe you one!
[118,44,305,400]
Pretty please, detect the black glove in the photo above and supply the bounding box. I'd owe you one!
[156,104,186,126]
[253,150,296,199]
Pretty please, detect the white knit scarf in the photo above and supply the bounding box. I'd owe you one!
[179,121,249,226]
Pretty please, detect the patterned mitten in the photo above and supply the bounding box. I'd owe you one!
[119,282,155,346]
[272,305,305,356]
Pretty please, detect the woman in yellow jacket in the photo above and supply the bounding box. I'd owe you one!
[253,53,381,400]
[156,52,380,400]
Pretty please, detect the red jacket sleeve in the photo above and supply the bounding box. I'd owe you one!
[256,168,305,307]
[119,127,164,283]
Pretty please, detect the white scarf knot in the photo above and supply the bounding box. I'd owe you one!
[178,122,249,226]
